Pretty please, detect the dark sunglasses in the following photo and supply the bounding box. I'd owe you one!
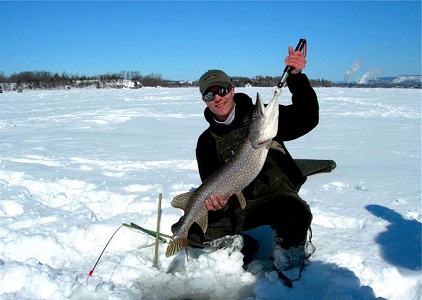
[202,85,232,102]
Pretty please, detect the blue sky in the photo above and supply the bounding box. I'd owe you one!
[1,1,420,82]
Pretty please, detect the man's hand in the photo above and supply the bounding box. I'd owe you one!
[204,194,232,211]
[285,46,306,74]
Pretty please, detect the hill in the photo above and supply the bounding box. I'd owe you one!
[337,75,421,88]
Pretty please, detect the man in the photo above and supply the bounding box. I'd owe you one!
[172,46,319,272]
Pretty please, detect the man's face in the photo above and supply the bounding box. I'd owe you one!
[203,85,235,121]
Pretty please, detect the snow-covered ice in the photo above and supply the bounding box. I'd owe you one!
[0,87,420,299]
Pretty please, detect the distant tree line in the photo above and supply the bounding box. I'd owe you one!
[231,75,333,88]
[0,70,336,91]
[0,70,190,90]
[0,70,418,91]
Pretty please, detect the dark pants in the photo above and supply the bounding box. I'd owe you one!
[172,192,312,250]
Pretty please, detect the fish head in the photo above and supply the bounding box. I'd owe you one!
[249,92,279,149]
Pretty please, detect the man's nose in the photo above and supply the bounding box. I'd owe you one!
[214,94,224,102]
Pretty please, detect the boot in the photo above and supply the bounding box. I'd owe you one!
[206,234,259,267]
[273,232,315,272]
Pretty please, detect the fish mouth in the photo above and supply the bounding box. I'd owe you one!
[253,138,272,149]
[249,92,279,148]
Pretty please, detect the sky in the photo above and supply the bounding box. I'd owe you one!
[0,1,421,82]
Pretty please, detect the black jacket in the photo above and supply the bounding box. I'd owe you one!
[196,73,319,194]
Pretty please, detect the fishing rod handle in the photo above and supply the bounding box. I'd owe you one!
[277,39,307,88]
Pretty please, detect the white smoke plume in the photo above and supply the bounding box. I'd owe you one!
[344,60,363,81]
[357,68,383,84]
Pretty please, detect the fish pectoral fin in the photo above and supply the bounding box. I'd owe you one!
[270,141,286,154]
[236,192,247,209]
[196,214,208,234]
[171,192,192,210]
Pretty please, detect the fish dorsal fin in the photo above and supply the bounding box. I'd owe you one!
[196,214,208,234]
[171,192,192,210]
[236,192,247,209]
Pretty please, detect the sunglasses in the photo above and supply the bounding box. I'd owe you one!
[202,85,232,102]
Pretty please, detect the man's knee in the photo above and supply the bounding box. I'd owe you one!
[275,195,312,248]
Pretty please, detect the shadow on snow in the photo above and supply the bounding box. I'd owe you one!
[366,204,421,271]
[252,260,386,300]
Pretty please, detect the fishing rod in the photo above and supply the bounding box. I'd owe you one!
[86,222,172,284]
[277,38,307,88]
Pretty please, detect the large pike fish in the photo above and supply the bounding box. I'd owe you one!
[166,90,282,257]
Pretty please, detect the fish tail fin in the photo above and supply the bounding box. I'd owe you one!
[166,237,188,257]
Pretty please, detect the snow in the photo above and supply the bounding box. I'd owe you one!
[0,87,420,299]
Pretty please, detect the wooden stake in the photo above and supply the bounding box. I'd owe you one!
[153,193,163,268]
